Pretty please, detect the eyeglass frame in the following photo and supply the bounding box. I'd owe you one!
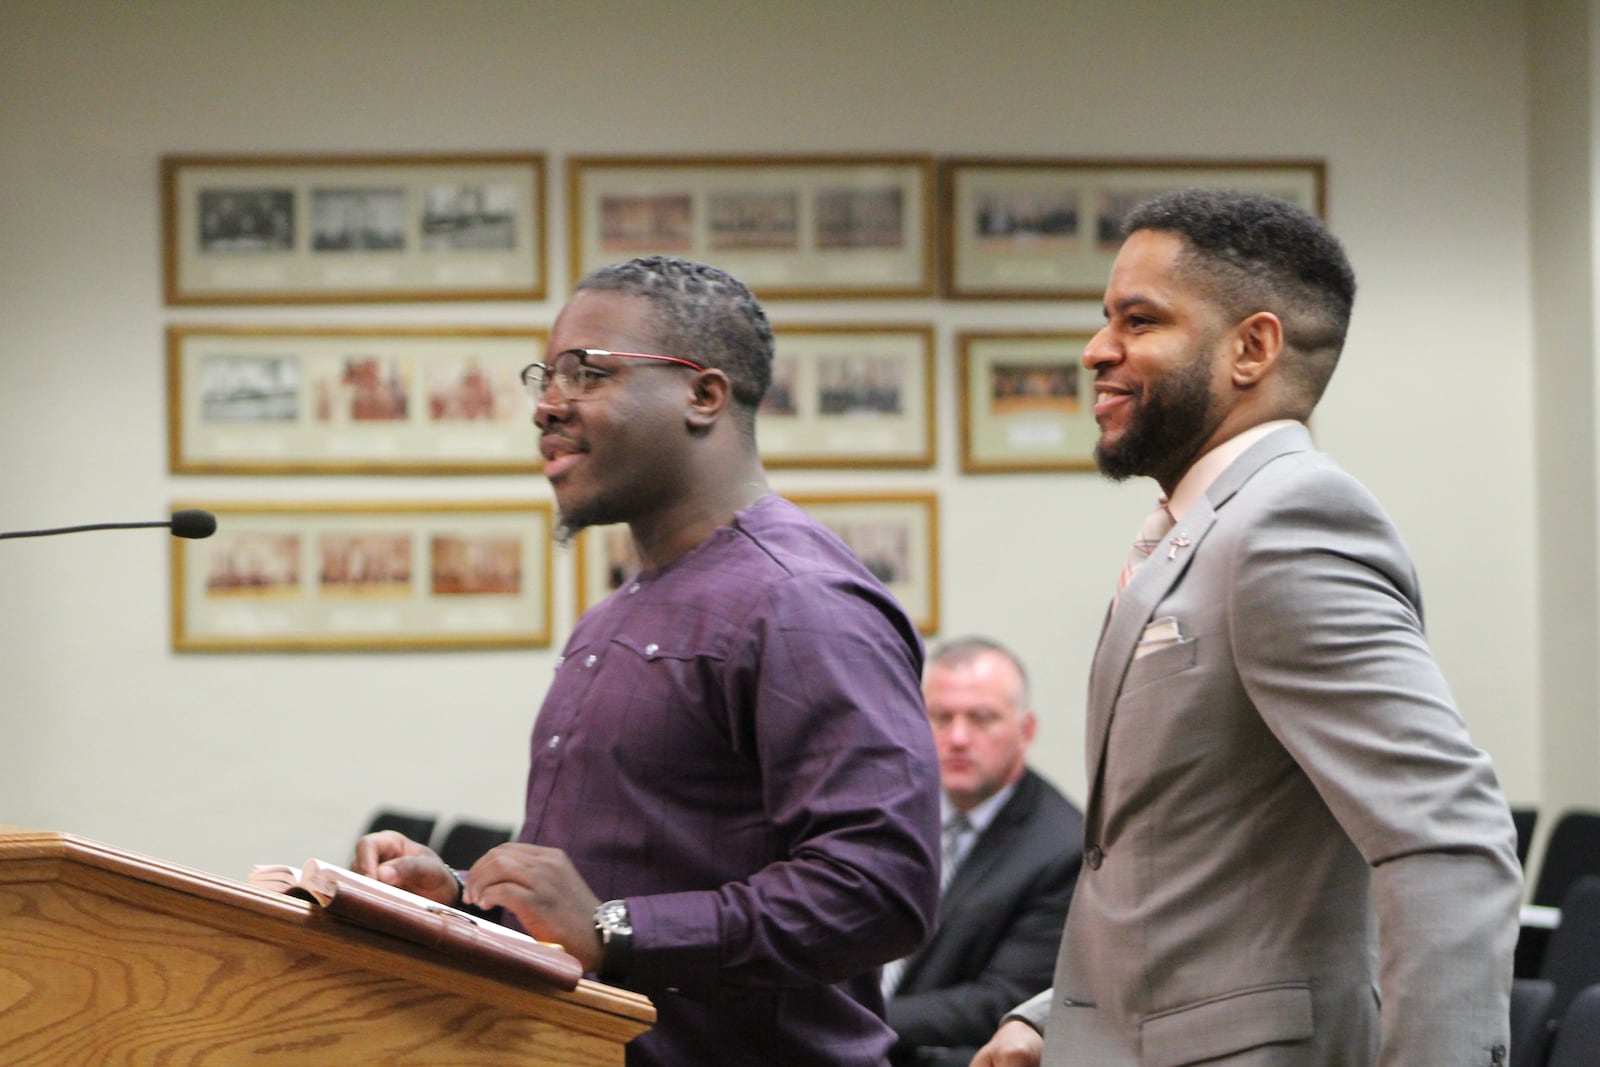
[520,348,708,404]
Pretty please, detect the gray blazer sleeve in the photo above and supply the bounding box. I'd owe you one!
[1230,461,1521,1061]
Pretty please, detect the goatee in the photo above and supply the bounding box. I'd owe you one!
[1094,350,1216,484]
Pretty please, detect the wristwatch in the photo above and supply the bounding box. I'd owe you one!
[593,898,633,982]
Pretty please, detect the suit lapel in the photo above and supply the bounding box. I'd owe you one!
[899,775,1037,988]
[1081,425,1313,832]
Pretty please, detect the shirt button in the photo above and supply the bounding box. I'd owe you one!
[547,735,560,749]
[584,654,597,668]
[645,642,659,656]
[1085,845,1104,870]
[628,583,641,595]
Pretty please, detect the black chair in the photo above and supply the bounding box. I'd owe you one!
[1512,977,1556,1067]
[434,819,516,870]
[1518,810,1600,977]
[362,808,438,846]
[1514,806,1539,869]
[1533,811,1600,908]
[1541,877,1600,1027]
[1546,983,1600,1067]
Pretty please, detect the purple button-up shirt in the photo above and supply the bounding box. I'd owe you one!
[520,494,941,1066]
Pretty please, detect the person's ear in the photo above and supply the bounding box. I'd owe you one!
[1231,311,1284,388]
[685,368,732,429]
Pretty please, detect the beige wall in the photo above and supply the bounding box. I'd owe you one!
[0,0,1559,882]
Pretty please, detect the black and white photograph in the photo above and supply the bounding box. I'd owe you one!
[420,182,517,251]
[197,188,294,253]
[199,353,299,422]
[311,187,406,252]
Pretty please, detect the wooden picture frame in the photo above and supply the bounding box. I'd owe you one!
[958,331,1099,473]
[760,324,935,468]
[161,153,546,304]
[171,500,553,652]
[573,492,939,634]
[167,325,544,474]
[940,157,1325,299]
[568,155,936,298]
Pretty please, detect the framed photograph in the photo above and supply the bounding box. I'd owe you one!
[940,158,1325,299]
[568,155,936,298]
[167,325,544,474]
[162,153,546,304]
[171,500,554,652]
[759,325,935,468]
[572,491,939,633]
[958,331,1099,473]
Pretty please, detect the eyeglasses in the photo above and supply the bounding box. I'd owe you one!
[520,348,707,404]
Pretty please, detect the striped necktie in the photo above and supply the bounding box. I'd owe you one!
[1117,500,1174,595]
[882,812,975,998]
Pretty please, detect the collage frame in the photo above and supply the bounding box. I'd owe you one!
[568,154,938,299]
[572,491,939,634]
[939,157,1326,300]
[162,152,547,304]
[761,324,936,469]
[167,324,545,475]
[171,500,554,652]
[958,330,1100,474]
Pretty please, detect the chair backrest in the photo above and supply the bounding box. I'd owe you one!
[434,819,516,870]
[1547,983,1600,1067]
[363,809,438,846]
[1511,977,1556,1067]
[1532,809,1600,907]
[1513,806,1539,869]
[1541,876,1600,1020]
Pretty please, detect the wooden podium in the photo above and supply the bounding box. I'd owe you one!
[0,830,654,1064]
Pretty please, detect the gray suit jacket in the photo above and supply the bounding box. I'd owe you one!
[1014,425,1521,1066]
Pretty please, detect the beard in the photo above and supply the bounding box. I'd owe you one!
[1093,347,1219,483]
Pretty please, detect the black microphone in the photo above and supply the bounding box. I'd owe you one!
[0,509,218,541]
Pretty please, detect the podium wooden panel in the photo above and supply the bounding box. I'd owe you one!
[0,831,654,1064]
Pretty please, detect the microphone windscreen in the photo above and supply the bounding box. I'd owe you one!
[170,509,218,539]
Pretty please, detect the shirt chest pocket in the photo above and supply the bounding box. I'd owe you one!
[599,633,745,761]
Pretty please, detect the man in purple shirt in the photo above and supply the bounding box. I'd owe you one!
[354,255,941,1066]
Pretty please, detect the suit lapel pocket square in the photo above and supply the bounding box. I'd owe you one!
[1134,615,1186,660]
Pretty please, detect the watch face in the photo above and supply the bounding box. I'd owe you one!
[597,899,632,934]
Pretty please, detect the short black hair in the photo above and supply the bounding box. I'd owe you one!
[1123,189,1357,403]
[576,256,773,431]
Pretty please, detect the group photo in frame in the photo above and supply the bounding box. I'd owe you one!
[572,491,939,634]
[939,157,1325,299]
[171,500,554,652]
[568,155,937,298]
[167,325,546,474]
[958,331,1099,473]
[758,324,935,469]
[162,152,546,304]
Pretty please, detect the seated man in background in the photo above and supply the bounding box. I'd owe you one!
[885,636,1084,1067]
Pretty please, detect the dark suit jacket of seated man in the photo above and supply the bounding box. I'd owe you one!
[889,767,1084,1067]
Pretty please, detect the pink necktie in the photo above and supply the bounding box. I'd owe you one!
[1117,501,1174,594]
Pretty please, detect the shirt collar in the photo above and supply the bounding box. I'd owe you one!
[943,778,1019,835]
[1166,420,1301,522]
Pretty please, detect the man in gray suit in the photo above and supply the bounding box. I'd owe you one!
[972,189,1522,1066]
